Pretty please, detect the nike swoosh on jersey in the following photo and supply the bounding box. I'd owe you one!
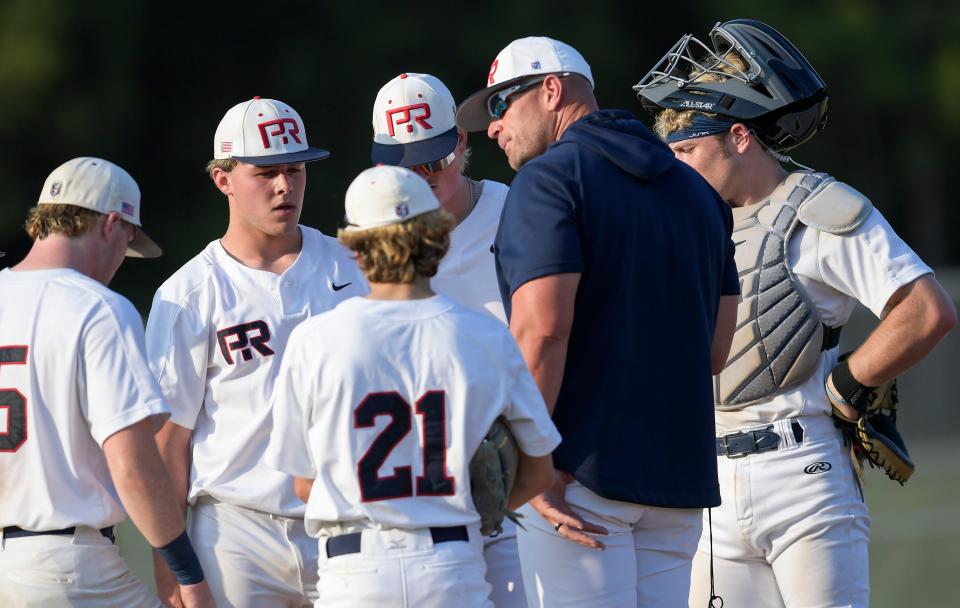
[734,240,747,247]
[331,281,352,292]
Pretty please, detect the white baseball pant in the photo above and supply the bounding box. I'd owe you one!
[0,525,161,607]
[190,497,318,607]
[315,524,492,607]
[483,518,527,607]
[689,415,871,608]
[516,481,702,607]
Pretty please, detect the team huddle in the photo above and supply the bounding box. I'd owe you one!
[1,19,956,608]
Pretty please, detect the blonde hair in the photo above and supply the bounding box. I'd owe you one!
[25,204,102,240]
[338,210,454,284]
[653,51,750,141]
[205,158,238,178]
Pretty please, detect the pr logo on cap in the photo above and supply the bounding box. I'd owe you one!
[488,59,499,85]
[258,118,301,148]
[50,182,61,197]
[386,104,432,137]
[395,203,410,218]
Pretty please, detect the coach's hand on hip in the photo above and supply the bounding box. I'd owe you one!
[532,469,609,549]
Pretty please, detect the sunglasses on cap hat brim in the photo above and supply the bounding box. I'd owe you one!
[486,72,572,120]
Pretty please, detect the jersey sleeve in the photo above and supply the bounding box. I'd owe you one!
[80,296,170,446]
[495,159,584,298]
[814,207,933,318]
[145,287,208,430]
[500,334,562,457]
[264,328,317,479]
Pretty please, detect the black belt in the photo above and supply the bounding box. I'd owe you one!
[821,324,842,351]
[3,525,115,543]
[326,525,468,559]
[716,420,804,458]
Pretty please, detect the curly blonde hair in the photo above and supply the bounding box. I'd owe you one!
[653,51,750,141]
[25,204,102,240]
[338,210,454,284]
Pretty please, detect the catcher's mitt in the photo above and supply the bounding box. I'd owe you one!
[828,354,914,484]
[470,417,525,536]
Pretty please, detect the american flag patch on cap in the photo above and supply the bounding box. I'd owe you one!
[220,142,233,153]
[121,202,135,216]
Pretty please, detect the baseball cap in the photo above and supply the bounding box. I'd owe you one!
[343,165,440,232]
[214,97,330,166]
[371,73,459,167]
[456,36,595,132]
[37,157,162,258]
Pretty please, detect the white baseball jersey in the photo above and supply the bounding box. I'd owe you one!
[145,226,367,516]
[265,294,561,536]
[432,180,507,323]
[0,268,169,531]
[717,205,932,433]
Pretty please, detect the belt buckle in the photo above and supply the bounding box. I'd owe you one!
[723,432,751,459]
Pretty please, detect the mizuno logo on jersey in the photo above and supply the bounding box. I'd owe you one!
[216,320,276,365]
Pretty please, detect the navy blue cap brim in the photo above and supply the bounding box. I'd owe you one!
[233,147,330,166]
[370,126,458,167]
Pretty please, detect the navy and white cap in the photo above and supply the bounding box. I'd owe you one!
[37,157,162,258]
[214,97,330,166]
[456,36,594,132]
[371,73,458,167]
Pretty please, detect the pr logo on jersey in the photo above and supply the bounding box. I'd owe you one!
[216,320,276,365]
[804,461,832,474]
[257,118,302,149]
[385,104,432,137]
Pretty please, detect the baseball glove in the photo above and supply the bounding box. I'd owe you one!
[470,417,525,536]
[828,355,914,484]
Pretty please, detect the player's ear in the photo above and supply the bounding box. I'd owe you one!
[542,74,564,111]
[730,123,752,153]
[456,128,468,154]
[99,211,122,240]
[211,167,233,197]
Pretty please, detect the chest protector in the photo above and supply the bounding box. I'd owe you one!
[714,171,872,409]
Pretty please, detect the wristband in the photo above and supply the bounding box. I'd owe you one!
[829,359,876,415]
[157,530,205,585]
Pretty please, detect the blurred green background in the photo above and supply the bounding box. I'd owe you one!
[2,1,958,606]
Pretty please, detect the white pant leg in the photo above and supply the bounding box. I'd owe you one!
[517,482,701,608]
[483,519,527,607]
[190,499,318,608]
[315,526,492,608]
[632,505,702,607]
[0,526,161,608]
[690,417,870,608]
[690,541,784,608]
[764,422,870,608]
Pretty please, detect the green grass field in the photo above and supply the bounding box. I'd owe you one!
[117,437,960,606]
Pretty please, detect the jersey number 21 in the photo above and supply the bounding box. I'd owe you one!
[0,345,28,452]
[355,391,454,502]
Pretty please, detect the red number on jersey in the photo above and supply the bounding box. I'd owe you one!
[354,391,454,502]
[0,345,29,452]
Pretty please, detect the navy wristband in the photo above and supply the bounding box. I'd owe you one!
[157,530,205,585]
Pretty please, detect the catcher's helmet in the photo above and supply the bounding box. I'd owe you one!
[634,19,829,151]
